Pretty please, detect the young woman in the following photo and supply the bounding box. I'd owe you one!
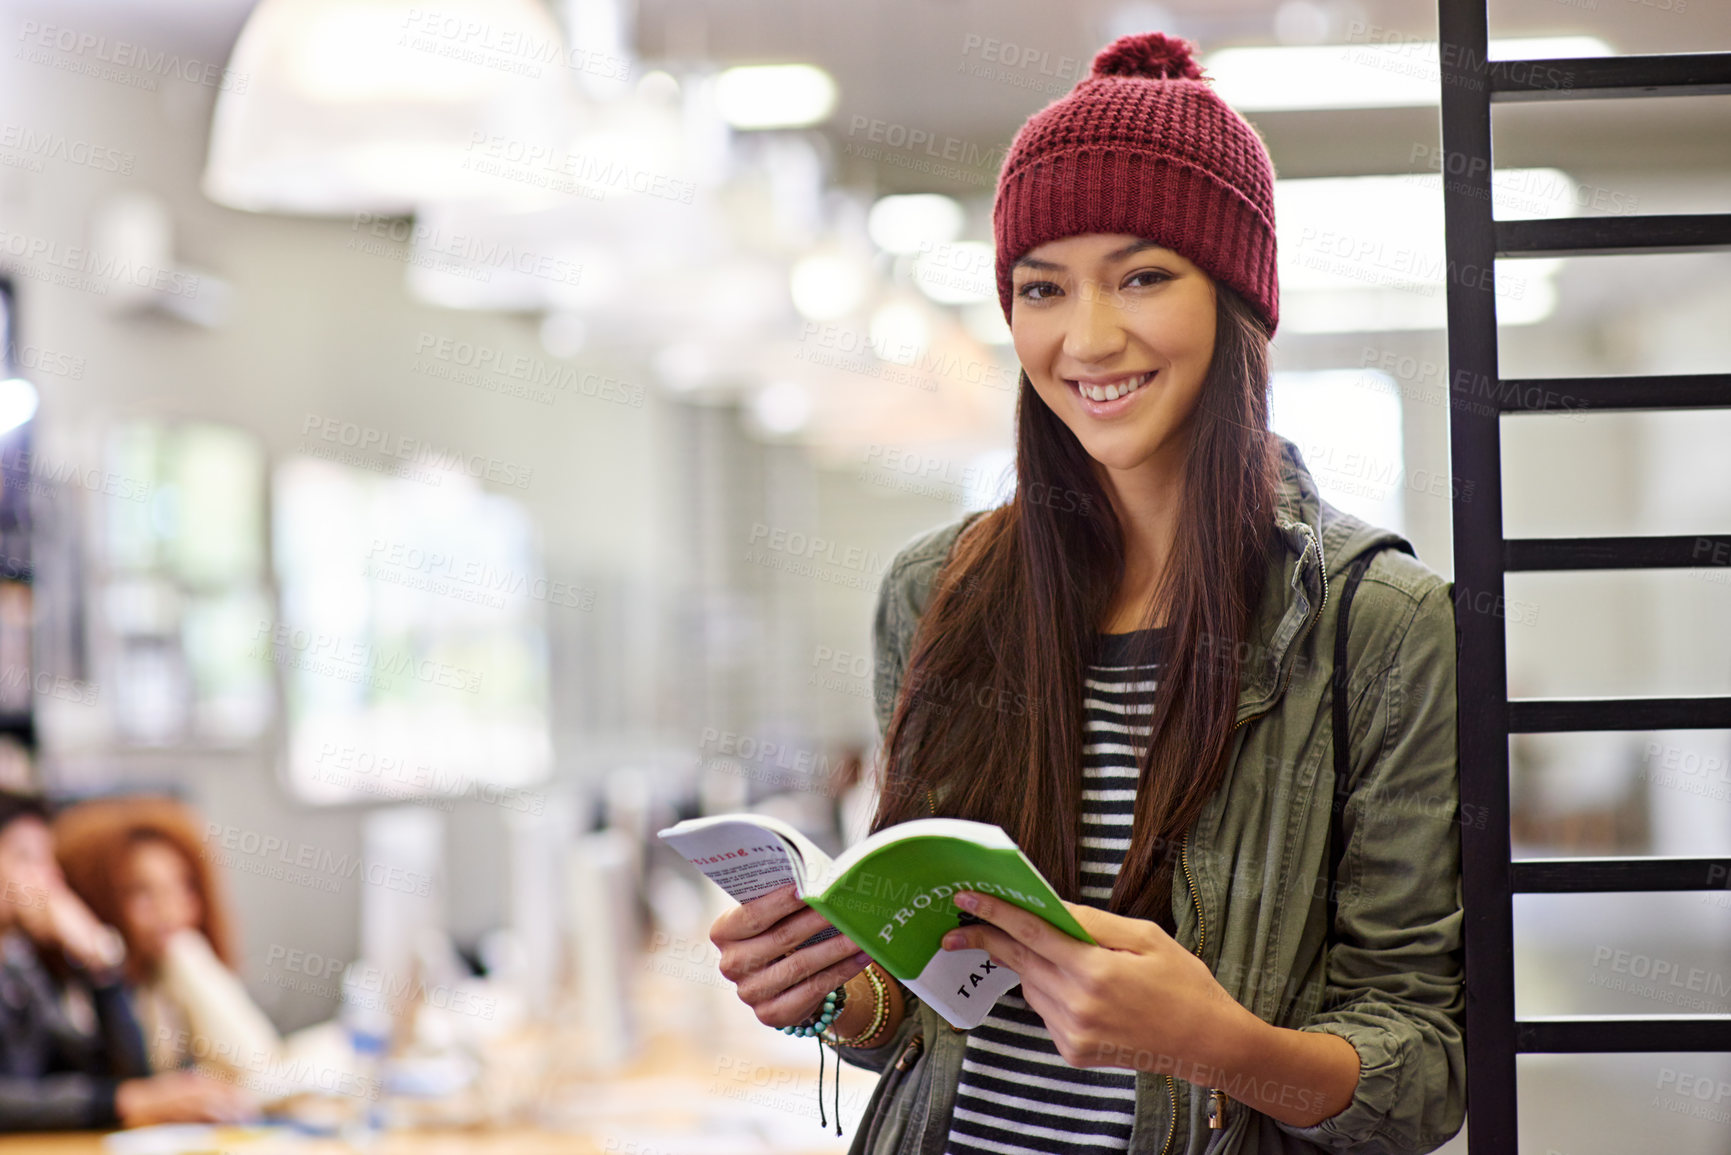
[709,30,1465,1155]
[0,791,257,1130]
[53,796,283,1080]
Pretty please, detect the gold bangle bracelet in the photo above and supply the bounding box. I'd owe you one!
[825,965,886,1048]
[824,963,889,1048]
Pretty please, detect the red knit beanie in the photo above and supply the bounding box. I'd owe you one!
[992,31,1279,334]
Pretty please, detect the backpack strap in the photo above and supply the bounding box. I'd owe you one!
[1325,542,1412,937]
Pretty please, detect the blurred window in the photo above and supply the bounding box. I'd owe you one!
[270,456,552,806]
[97,421,272,745]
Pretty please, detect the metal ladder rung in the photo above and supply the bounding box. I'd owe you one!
[1495,214,1731,257]
[1511,857,1731,894]
[1497,374,1731,413]
[1509,696,1731,733]
[1490,52,1731,102]
[1504,535,1731,571]
[1516,1016,1731,1053]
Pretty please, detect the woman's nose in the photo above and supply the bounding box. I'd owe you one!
[1062,281,1128,365]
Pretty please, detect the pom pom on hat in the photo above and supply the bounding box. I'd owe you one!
[1088,31,1205,82]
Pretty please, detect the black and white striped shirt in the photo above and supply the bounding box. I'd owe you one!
[944,627,1167,1155]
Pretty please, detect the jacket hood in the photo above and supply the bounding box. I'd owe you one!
[1237,433,1416,721]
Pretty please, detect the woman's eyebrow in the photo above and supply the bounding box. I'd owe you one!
[1012,239,1166,273]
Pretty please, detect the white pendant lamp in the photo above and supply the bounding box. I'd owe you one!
[203,0,580,216]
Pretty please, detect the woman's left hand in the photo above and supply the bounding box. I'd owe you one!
[939,890,1264,1078]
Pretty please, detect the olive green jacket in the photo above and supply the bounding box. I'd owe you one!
[839,435,1466,1155]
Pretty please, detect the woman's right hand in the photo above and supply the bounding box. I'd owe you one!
[709,883,871,1028]
[115,1072,259,1127]
[15,881,124,974]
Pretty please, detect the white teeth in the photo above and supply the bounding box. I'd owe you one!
[1076,371,1151,403]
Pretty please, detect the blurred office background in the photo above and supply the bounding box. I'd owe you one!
[0,0,1726,1150]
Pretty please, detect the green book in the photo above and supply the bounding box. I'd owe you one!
[657,814,1094,1029]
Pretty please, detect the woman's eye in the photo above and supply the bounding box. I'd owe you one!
[1126,269,1173,288]
[1016,281,1058,302]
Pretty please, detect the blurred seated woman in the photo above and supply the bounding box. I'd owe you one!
[0,790,255,1130]
[53,796,282,1082]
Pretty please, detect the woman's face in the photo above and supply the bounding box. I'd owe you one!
[118,837,203,966]
[0,816,60,930]
[1010,233,1217,476]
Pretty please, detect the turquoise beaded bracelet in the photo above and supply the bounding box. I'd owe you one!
[781,983,848,1038]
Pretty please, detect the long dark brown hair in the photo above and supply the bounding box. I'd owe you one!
[871,282,1281,932]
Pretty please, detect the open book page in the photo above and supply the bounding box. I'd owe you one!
[656,814,840,949]
[812,817,1018,888]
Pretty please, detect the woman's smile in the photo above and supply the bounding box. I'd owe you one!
[1065,368,1159,413]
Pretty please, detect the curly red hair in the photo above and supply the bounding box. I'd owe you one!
[53,795,237,985]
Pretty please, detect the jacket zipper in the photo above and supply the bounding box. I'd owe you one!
[1158,1074,1179,1155]
[1162,839,1206,1155]
[1172,525,1330,1150]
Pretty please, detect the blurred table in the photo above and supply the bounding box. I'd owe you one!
[0,1131,606,1154]
[0,958,865,1155]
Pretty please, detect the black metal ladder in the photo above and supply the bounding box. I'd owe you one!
[1435,3,1731,1149]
